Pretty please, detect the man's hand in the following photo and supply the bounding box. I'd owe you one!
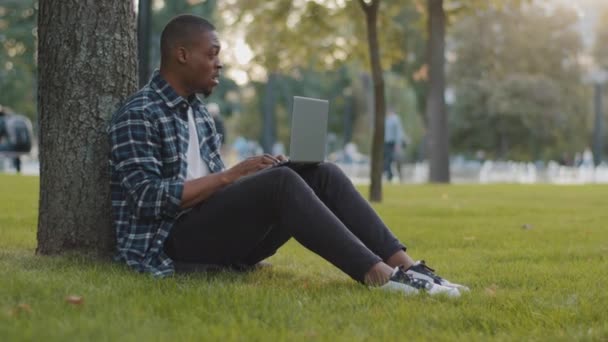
[181,154,290,208]
[224,154,286,182]
[275,154,288,162]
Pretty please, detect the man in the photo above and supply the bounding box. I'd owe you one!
[108,15,468,297]
[384,109,408,182]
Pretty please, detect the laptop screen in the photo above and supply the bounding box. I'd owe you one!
[288,96,329,163]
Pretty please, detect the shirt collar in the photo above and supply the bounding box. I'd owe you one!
[149,70,203,109]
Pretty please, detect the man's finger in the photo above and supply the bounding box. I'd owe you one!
[263,153,280,164]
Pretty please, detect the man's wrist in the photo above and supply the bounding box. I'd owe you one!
[218,169,235,186]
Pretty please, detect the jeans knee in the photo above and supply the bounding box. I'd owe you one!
[316,162,347,180]
[269,165,299,179]
[265,166,307,189]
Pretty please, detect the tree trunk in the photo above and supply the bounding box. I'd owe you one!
[343,95,354,144]
[37,0,137,255]
[593,82,604,166]
[359,0,386,202]
[426,0,450,183]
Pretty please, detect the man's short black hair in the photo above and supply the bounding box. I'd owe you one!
[160,14,215,65]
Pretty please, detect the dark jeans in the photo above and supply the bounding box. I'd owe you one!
[384,142,396,181]
[164,162,405,283]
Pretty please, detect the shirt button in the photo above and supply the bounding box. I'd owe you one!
[157,240,162,245]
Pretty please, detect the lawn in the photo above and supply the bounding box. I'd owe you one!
[1,174,607,341]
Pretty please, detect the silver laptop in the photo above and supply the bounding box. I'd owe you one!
[288,96,329,163]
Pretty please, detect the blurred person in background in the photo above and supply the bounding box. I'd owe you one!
[384,109,408,182]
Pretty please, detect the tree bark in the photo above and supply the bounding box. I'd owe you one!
[426,0,450,183]
[358,0,386,202]
[37,0,137,255]
[593,82,604,166]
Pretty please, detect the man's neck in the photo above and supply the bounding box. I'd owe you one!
[159,68,191,98]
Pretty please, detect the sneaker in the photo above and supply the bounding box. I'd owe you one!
[379,266,460,297]
[405,260,470,292]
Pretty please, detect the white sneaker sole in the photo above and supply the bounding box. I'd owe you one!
[378,280,460,298]
[379,280,420,295]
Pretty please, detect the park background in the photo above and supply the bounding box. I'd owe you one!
[2,0,608,185]
[1,0,608,340]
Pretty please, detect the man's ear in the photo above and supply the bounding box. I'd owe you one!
[176,46,188,64]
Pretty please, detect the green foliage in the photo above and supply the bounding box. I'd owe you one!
[449,1,590,160]
[228,65,423,156]
[0,0,37,121]
[2,174,608,340]
[231,67,360,148]
[221,1,409,73]
[218,0,428,155]
[390,2,428,127]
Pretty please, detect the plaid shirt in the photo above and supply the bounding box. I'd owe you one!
[108,70,224,277]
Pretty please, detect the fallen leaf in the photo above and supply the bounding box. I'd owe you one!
[7,303,31,317]
[65,295,84,305]
[441,193,449,200]
[485,284,498,297]
[463,236,476,241]
[306,330,318,338]
[17,303,31,312]
[521,224,533,230]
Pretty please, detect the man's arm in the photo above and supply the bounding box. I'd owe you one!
[180,154,283,208]
[109,109,184,220]
[180,172,231,209]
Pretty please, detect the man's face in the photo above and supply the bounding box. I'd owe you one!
[183,30,222,97]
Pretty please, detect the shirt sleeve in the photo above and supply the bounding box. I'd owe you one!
[109,109,183,220]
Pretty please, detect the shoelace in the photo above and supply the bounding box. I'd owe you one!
[418,260,436,273]
[394,267,433,290]
[418,260,444,280]
[392,266,414,283]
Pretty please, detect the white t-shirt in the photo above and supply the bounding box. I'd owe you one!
[186,107,209,180]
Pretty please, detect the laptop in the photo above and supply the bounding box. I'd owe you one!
[276,96,329,168]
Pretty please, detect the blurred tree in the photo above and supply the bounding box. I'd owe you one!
[449,2,589,161]
[390,2,427,124]
[358,0,386,201]
[426,0,449,182]
[593,7,608,164]
[423,0,535,181]
[37,0,137,254]
[234,67,360,150]
[222,0,409,201]
[0,0,37,121]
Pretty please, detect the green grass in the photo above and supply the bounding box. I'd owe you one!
[1,174,607,341]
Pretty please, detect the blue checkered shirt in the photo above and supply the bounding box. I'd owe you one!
[108,70,224,277]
